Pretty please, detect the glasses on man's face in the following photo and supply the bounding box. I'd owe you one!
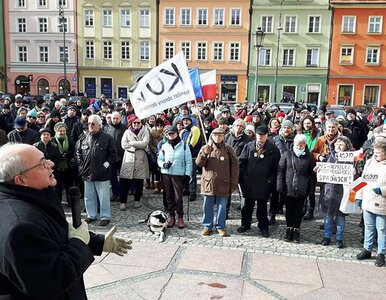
[315,122,321,125]
[18,158,51,175]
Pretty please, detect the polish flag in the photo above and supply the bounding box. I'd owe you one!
[351,177,367,192]
[353,149,364,161]
[200,70,217,100]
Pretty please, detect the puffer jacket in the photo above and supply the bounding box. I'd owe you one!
[158,141,192,176]
[273,134,294,155]
[120,126,150,179]
[196,141,239,196]
[358,157,386,215]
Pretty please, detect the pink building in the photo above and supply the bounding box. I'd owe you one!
[4,0,77,96]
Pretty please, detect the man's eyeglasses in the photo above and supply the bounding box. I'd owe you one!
[18,158,51,175]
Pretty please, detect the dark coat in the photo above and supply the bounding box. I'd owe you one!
[33,140,62,168]
[0,183,104,299]
[224,132,252,158]
[239,140,281,200]
[7,128,39,145]
[277,149,315,198]
[272,134,294,155]
[71,121,85,143]
[103,122,126,162]
[196,142,239,196]
[76,130,117,181]
[346,119,368,150]
[51,136,77,170]
[63,115,80,136]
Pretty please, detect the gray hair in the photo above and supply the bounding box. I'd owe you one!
[374,134,386,153]
[111,111,121,119]
[294,134,307,145]
[325,119,339,127]
[0,143,28,183]
[88,114,103,126]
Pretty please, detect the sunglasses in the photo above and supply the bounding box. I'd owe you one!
[315,122,321,124]
[38,116,45,118]
[133,122,141,125]
[27,116,37,119]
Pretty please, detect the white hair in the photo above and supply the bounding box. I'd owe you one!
[294,134,307,145]
[0,143,28,183]
[88,114,103,126]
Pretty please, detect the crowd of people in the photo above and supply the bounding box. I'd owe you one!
[1,93,386,268]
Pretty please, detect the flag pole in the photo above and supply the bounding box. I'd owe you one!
[194,98,208,145]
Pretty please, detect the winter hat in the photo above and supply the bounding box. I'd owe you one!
[346,108,357,116]
[245,124,255,134]
[14,117,27,129]
[54,122,67,132]
[255,125,269,135]
[39,127,51,136]
[50,111,61,118]
[276,111,286,118]
[27,110,37,118]
[281,120,294,129]
[217,117,228,125]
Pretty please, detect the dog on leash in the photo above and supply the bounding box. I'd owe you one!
[138,210,168,242]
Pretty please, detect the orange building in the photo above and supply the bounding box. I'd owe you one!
[158,0,250,103]
[329,1,386,107]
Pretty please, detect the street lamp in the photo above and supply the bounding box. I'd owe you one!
[253,27,265,104]
[59,5,67,96]
[273,0,284,103]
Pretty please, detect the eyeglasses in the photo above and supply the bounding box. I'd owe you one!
[132,122,141,125]
[38,116,45,118]
[18,158,51,175]
[27,116,37,119]
[315,122,321,124]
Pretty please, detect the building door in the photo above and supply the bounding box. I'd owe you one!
[15,75,30,95]
[307,93,319,104]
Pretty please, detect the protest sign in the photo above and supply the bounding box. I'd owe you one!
[316,162,354,185]
[128,52,195,119]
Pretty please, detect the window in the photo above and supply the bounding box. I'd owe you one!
[181,41,191,60]
[17,0,25,7]
[121,41,130,60]
[85,41,94,59]
[38,18,48,33]
[261,16,273,33]
[103,9,112,27]
[38,0,47,7]
[364,85,380,106]
[165,42,174,60]
[181,8,191,26]
[59,46,68,62]
[258,86,271,102]
[120,9,130,27]
[197,42,207,60]
[283,48,295,66]
[340,47,353,64]
[259,48,271,66]
[103,41,112,59]
[342,16,356,33]
[140,41,150,60]
[58,0,66,6]
[214,8,224,26]
[18,18,26,33]
[140,9,150,27]
[85,9,94,26]
[366,47,380,64]
[165,8,175,25]
[58,17,67,32]
[229,42,240,61]
[284,16,297,33]
[306,49,319,66]
[39,46,48,63]
[308,16,320,33]
[197,8,208,26]
[213,42,223,61]
[230,8,241,26]
[337,85,353,106]
[368,16,382,33]
[18,46,27,62]
[283,86,296,102]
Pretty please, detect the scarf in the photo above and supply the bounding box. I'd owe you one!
[130,126,141,135]
[55,135,69,171]
[168,135,181,148]
[270,126,280,135]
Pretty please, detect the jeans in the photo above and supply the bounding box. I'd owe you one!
[84,180,111,220]
[364,210,386,255]
[203,195,228,230]
[324,215,345,240]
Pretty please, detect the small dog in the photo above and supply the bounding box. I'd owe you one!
[139,210,168,242]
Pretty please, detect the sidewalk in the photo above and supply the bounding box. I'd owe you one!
[64,187,386,299]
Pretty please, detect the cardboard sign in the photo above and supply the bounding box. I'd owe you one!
[316,162,354,185]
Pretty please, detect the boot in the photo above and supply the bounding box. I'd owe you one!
[284,227,293,242]
[177,217,185,229]
[145,179,151,189]
[154,181,162,194]
[293,228,300,243]
[167,216,175,228]
[303,211,314,221]
[150,181,155,189]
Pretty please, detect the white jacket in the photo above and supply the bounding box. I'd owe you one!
[358,157,386,215]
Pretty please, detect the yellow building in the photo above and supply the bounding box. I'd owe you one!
[77,1,157,99]
[159,0,250,103]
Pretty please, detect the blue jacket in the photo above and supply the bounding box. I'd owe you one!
[158,141,192,176]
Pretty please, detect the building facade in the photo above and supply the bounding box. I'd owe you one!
[249,0,331,105]
[159,0,250,103]
[4,0,77,96]
[328,0,386,107]
[77,0,158,99]
[0,0,6,93]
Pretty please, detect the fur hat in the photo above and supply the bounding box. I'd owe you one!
[54,122,67,132]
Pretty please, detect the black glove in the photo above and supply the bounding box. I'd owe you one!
[163,161,172,169]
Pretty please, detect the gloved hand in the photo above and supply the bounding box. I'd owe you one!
[202,145,212,155]
[356,199,362,208]
[373,187,382,195]
[68,221,90,245]
[163,161,172,169]
[103,225,132,256]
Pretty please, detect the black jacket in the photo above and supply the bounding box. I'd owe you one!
[76,130,117,181]
[0,183,104,299]
[71,121,85,143]
[277,149,315,198]
[103,123,126,162]
[33,140,62,168]
[239,140,280,200]
[7,128,39,145]
[224,132,252,158]
[346,119,368,150]
[63,115,80,136]
[272,134,294,155]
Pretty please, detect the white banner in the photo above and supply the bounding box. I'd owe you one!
[128,52,195,119]
[316,162,354,185]
[337,151,355,162]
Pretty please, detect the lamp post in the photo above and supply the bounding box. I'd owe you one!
[253,27,265,104]
[273,0,284,103]
[59,5,67,96]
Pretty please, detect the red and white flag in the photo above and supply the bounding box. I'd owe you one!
[199,70,216,100]
[351,177,367,192]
